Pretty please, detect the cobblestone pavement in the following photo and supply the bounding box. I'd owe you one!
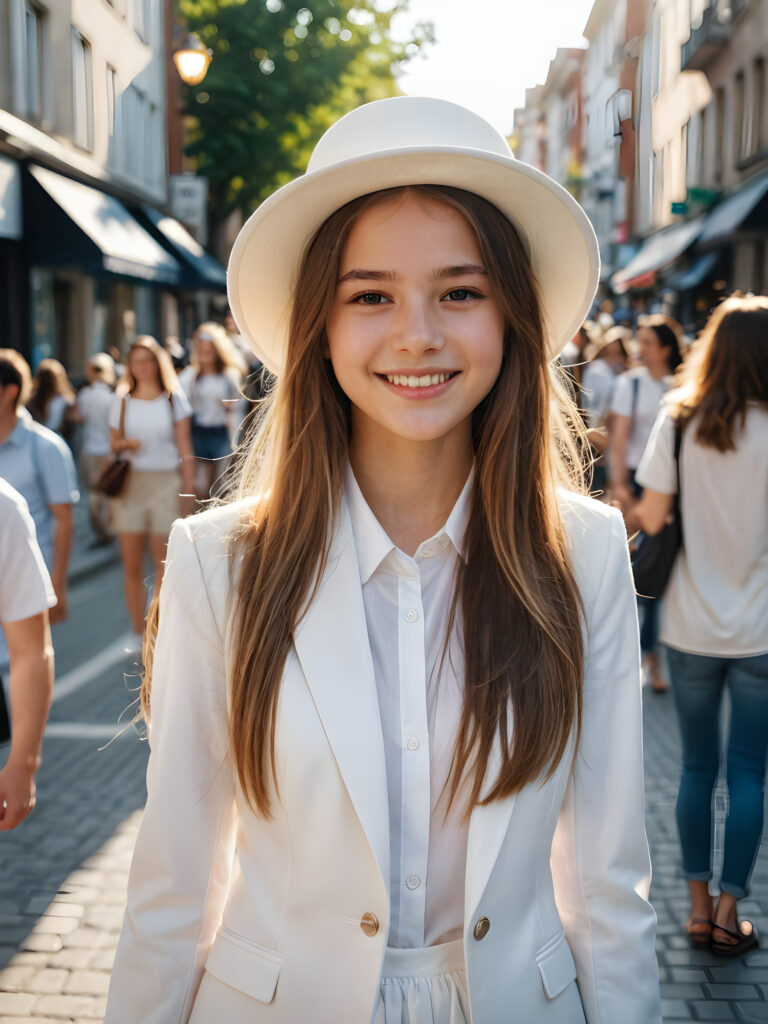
[2,624,768,1019]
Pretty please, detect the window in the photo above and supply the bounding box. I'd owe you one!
[133,0,149,42]
[734,70,747,162]
[72,30,93,150]
[12,0,51,123]
[751,57,765,155]
[714,86,725,185]
[106,65,117,137]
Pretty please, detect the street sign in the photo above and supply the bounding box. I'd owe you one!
[170,174,208,245]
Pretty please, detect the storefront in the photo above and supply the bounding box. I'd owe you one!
[23,164,182,372]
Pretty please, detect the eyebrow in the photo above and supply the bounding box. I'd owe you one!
[337,263,488,285]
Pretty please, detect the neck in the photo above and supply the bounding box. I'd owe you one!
[647,364,668,382]
[0,407,18,443]
[132,381,163,399]
[349,419,473,556]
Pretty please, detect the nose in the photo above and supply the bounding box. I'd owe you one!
[392,295,445,356]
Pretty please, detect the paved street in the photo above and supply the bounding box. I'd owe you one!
[2,540,768,1021]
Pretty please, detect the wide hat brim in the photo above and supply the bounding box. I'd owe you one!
[228,142,599,374]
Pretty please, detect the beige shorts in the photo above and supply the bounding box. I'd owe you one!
[110,469,182,536]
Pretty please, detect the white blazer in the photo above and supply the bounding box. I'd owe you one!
[104,492,660,1024]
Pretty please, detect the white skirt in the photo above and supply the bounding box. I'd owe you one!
[374,939,469,1024]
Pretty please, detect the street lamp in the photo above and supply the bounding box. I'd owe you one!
[173,33,212,86]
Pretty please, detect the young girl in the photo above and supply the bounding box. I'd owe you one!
[105,98,660,1024]
[179,322,246,499]
[108,337,195,644]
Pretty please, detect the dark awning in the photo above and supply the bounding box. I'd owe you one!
[611,215,707,294]
[664,251,720,291]
[138,205,227,291]
[698,168,768,247]
[26,165,181,285]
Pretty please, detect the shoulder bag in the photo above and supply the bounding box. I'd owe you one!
[630,420,683,599]
[95,397,131,497]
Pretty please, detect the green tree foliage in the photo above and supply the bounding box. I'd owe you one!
[178,0,433,224]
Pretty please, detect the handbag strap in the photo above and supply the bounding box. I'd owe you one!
[119,395,127,435]
[673,417,683,545]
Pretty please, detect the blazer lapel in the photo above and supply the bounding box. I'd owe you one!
[292,500,390,888]
[465,732,518,925]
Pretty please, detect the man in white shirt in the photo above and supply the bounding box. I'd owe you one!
[0,478,56,829]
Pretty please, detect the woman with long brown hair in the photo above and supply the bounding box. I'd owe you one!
[632,295,768,956]
[108,336,195,645]
[26,358,76,435]
[105,98,659,1024]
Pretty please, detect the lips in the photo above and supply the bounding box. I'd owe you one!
[380,371,459,389]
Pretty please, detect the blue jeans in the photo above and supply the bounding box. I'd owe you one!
[665,646,768,898]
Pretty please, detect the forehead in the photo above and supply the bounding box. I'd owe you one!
[341,192,481,264]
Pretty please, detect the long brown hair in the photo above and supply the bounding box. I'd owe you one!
[143,185,587,818]
[27,358,75,423]
[669,294,768,451]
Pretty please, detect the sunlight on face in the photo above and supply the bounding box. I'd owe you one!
[326,192,505,450]
[129,346,161,385]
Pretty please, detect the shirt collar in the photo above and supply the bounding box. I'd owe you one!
[3,411,32,447]
[344,462,473,585]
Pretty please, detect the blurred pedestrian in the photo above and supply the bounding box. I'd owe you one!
[631,295,768,956]
[106,97,659,1024]
[163,335,189,373]
[178,322,245,498]
[225,308,274,445]
[108,337,195,646]
[609,314,684,691]
[0,349,78,623]
[581,325,631,430]
[26,358,76,436]
[0,478,55,828]
[70,353,116,547]
[581,325,631,496]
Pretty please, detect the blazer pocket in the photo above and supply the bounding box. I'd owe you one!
[204,928,283,1003]
[536,930,577,1000]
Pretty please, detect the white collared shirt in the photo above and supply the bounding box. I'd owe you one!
[345,465,472,949]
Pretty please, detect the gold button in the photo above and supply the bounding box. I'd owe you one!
[473,916,490,941]
[360,912,379,937]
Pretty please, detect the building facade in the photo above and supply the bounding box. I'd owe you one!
[614,0,767,324]
[581,0,647,285]
[0,0,225,373]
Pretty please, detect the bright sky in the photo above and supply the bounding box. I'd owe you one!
[390,0,597,137]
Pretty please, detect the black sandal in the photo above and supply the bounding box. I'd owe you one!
[685,918,713,949]
[711,920,759,957]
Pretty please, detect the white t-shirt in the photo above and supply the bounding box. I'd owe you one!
[77,381,114,456]
[636,404,768,657]
[0,478,56,676]
[179,367,241,428]
[581,359,619,429]
[611,367,671,471]
[108,392,191,472]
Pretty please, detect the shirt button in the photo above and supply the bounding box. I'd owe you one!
[360,912,379,937]
[406,736,420,751]
[405,608,419,622]
[406,875,421,890]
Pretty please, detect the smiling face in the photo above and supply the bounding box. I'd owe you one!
[326,192,505,452]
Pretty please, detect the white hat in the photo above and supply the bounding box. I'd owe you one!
[227,96,599,373]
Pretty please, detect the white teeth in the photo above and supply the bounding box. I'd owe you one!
[385,372,452,388]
